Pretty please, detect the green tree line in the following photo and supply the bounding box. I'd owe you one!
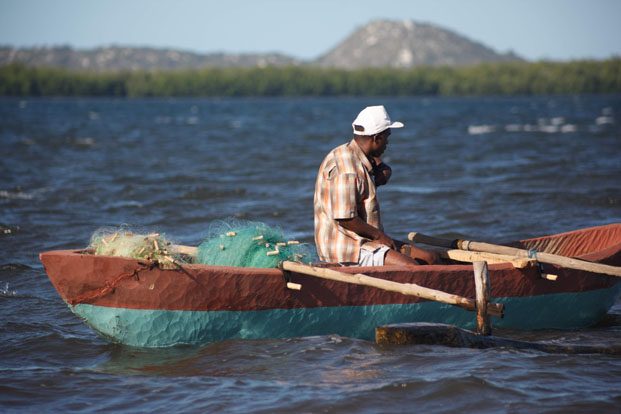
[1,59,619,97]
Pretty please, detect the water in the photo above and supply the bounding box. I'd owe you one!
[1,96,620,412]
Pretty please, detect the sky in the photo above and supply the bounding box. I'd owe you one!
[1,0,620,62]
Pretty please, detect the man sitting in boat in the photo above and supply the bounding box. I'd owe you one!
[314,105,437,266]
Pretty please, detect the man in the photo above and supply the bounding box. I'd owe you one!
[314,105,436,266]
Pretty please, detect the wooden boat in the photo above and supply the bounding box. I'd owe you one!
[40,224,621,347]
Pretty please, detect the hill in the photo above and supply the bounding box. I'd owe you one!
[314,20,523,68]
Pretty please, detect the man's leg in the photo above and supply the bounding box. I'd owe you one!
[384,249,420,266]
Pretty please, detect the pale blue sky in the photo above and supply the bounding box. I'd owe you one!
[1,0,619,61]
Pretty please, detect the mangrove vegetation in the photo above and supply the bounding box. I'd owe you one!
[1,59,619,97]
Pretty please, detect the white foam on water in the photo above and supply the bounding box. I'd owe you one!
[0,190,34,200]
[596,116,614,125]
[560,124,577,133]
[468,125,495,135]
[0,282,18,297]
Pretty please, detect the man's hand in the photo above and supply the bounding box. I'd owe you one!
[337,217,397,250]
[373,157,392,187]
[374,232,398,250]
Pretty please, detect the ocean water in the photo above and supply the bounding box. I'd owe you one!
[1,95,620,413]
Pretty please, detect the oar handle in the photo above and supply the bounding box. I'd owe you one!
[408,232,459,249]
[408,232,621,278]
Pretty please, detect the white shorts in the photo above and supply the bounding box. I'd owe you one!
[357,243,390,267]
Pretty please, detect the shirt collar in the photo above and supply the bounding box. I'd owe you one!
[349,138,374,173]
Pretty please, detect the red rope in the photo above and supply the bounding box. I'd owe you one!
[68,262,153,306]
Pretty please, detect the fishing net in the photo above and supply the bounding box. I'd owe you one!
[88,225,188,268]
[87,220,317,269]
[194,218,317,268]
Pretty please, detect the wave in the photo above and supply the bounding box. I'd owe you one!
[0,190,34,200]
[0,263,32,271]
[0,282,27,298]
[468,122,580,135]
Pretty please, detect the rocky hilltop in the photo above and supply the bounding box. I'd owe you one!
[315,20,522,68]
[1,20,522,71]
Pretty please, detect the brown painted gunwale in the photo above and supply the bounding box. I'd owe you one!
[40,223,621,312]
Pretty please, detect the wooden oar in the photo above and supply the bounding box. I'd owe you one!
[281,261,503,318]
[408,232,621,278]
[439,249,535,268]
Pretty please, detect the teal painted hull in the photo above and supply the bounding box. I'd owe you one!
[70,284,621,347]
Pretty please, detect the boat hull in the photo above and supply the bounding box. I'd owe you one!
[71,285,620,347]
[40,224,621,347]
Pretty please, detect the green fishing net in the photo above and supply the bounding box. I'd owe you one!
[88,225,188,267]
[88,220,317,269]
[194,218,317,268]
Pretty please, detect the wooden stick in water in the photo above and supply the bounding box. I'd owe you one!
[473,261,491,335]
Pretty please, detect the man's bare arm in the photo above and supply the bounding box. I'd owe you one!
[336,217,397,250]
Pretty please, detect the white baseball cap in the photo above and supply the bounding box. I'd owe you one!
[352,105,404,135]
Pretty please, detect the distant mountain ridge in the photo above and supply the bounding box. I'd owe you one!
[0,20,523,71]
[0,46,301,72]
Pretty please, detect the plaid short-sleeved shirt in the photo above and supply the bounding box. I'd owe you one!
[314,139,382,263]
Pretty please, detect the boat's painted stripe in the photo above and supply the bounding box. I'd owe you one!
[40,248,621,313]
[69,284,621,347]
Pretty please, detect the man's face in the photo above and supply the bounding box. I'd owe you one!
[371,129,391,157]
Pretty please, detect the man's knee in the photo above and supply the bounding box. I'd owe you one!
[384,249,420,266]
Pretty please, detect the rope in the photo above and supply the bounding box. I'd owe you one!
[527,248,538,260]
[68,262,153,306]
